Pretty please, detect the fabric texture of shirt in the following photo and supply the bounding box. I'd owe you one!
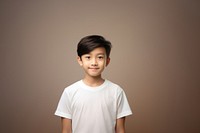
[55,79,132,133]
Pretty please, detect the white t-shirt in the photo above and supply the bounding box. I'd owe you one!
[55,79,132,133]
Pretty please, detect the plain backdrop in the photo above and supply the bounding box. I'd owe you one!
[0,0,200,133]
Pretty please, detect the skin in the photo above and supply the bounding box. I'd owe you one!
[62,47,126,133]
[61,117,72,133]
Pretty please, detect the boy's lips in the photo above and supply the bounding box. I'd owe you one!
[88,67,99,69]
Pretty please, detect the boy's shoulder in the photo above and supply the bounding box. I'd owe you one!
[63,80,81,92]
[106,79,119,87]
[106,79,124,92]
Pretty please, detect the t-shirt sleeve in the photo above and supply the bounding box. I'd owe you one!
[117,89,133,119]
[54,89,72,119]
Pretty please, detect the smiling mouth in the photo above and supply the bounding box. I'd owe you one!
[89,67,99,69]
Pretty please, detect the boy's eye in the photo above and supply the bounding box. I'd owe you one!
[85,56,90,59]
[98,56,104,59]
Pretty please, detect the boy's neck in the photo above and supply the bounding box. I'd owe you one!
[82,75,105,87]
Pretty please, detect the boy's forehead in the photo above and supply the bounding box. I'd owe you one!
[88,47,106,55]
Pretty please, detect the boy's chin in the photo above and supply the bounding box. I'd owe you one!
[88,73,102,78]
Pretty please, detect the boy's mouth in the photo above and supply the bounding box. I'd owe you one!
[88,67,99,70]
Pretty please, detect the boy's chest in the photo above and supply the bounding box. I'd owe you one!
[71,89,116,113]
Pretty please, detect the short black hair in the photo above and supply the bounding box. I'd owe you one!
[77,35,112,58]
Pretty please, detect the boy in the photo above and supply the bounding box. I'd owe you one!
[55,35,132,133]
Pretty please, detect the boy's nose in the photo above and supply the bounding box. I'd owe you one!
[91,58,97,66]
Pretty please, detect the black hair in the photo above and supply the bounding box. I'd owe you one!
[77,35,112,58]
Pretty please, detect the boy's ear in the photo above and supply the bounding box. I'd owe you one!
[106,58,110,66]
[77,56,83,66]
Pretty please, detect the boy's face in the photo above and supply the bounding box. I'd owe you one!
[78,47,110,78]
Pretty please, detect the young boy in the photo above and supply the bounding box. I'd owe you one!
[55,35,132,133]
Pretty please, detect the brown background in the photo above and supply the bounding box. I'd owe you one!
[0,0,200,133]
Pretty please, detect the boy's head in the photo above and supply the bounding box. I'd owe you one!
[77,35,112,59]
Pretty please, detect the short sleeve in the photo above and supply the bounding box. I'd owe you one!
[54,89,72,119]
[117,89,132,119]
